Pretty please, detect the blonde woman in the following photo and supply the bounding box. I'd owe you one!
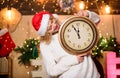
[32,10,100,78]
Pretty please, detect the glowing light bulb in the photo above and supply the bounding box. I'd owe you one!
[6,9,12,20]
[105,5,110,14]
[79,1,85,10]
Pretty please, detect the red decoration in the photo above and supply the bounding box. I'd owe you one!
[0,28,16,57]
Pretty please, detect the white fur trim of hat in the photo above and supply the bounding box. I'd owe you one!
[37,14,50,36]
[0,28,8,36]
[37,14,58,36]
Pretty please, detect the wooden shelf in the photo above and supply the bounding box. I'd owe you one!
[0,72,8,75]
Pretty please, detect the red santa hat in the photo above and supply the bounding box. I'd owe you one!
[32,11,58,36]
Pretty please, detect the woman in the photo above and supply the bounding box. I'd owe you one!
[32,10,100,78]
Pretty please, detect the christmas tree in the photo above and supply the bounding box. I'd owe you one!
[14,38,40,66]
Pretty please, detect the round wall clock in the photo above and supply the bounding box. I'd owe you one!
[58,16,98,55]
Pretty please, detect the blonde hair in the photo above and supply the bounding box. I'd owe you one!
[40,16,60,44]
[40,31,52,44]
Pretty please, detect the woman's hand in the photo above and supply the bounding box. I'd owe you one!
[74,10,89,17]
[77,52,90,63]
[77,55,84,63]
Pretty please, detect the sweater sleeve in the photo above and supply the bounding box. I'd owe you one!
[87,10,100,24]
[40,43,79,77]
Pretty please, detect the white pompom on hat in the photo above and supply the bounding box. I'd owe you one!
[32,11,58,36]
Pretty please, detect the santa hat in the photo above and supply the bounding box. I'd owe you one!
[32,11,58,36]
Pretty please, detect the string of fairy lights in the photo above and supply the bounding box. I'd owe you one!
[0,0,119,76]
[0,0,119,15]
[0,0,116,40]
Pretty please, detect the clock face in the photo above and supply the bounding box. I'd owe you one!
[59,16,98,55]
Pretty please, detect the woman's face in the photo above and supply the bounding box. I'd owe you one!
[47,17,60,34]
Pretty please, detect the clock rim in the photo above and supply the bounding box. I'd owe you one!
[58,16,98,55]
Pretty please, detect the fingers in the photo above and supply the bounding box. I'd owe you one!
[77,52,89,57]
[78,10,84,16]
[77,56,84,63]
[77,52,91,63]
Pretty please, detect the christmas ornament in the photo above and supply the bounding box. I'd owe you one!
[14,38,40,66]
[0,7,22,32]
[0,28,16,57]
[58,0,74,11]
[32,46,39,59]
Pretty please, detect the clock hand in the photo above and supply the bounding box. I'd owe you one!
[72,25,81,39]
[77,27,80,39]
[72,25,77,32]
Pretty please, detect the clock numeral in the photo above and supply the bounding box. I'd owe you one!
[76,23,80,26]
[88,33,91,37]
[78,45,81,48]
[86,28,90,31]
[68,40,71,43]
[73,43,75,47]
[66,35,69,38]
[88,38,90,42]
[84,42,87,46]
[83,24,85,27]
[67,29,71,32]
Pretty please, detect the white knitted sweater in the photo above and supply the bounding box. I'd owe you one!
[40,11,100,78]
[40,34,100,78]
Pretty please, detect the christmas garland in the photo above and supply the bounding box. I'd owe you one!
[14,38,40,66]
[92,36,120,58]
